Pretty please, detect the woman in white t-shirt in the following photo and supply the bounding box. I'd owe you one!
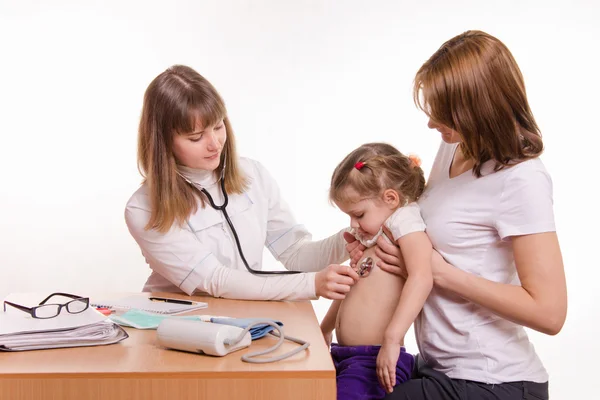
[347,30,567,399]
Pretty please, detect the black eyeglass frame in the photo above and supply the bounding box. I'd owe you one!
[3,292,90,319]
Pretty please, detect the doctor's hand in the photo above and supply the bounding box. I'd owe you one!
[315,264,359,300]
[374,228,407,279]
[343,231,366,269]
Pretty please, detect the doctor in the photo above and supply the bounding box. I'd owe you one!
[125,65,359,301]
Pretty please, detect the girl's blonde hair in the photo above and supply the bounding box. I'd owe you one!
[138,65,248,233]
[414,30,543,177]
[329,143,425,205]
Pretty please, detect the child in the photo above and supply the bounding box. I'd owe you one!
[320,142,433,400]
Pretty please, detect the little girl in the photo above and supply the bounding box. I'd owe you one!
[320,142,433,400]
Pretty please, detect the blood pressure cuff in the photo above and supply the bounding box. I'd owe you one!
[210,317,283,340]
[110,310,283,340]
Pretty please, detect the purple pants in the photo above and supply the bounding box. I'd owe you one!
[331,343,414,400]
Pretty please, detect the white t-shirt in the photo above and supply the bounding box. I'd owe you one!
[354,202,426,247]
[125,157,348,301]
[416,142,555,384]
[384,202,426,241]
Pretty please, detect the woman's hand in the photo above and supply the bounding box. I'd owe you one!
[315,264,359,300]
[343,231,365,268]
[374,228,407,278]
[376,342,402,394]
[375,229,449,285]
[430,248,451,285]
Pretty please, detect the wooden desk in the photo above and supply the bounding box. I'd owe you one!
[0,293,336,400]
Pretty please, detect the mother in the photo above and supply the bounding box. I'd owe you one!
[351,30,567,400]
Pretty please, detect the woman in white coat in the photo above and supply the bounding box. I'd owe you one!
[125,65,359,301]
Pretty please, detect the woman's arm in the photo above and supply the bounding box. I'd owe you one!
[252,159,351,272]
[126,204,358,301]
[383,232,433,342]
[434,231,567,335]
[278,229,350,272]
[376,163,567,335]
[435,164,567,335]
[374,231,567,335]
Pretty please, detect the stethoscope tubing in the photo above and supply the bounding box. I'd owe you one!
[189,176,300,276]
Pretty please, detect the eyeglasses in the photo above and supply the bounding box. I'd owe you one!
[3,292,90,319]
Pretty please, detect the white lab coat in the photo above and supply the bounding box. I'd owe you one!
[125,157,348,301]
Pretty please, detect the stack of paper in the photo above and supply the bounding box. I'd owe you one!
[0,320,128,351]
[0,293,128,352]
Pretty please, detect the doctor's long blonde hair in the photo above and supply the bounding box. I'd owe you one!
[137,65,248,233]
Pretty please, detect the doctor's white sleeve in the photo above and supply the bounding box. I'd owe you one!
[275,228,350,272]
[125,206,317,301]
[253,161,350,272]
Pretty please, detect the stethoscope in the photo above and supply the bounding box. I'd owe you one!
[179,160,300,276]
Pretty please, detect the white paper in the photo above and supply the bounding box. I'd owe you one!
[0,320,128,351]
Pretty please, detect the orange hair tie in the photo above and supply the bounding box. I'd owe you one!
[408,154,422,168]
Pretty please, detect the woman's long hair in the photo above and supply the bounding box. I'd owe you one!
[414,30,544,177]
[138,65,248,233]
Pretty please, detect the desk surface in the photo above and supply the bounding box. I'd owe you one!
[0,293,334,378]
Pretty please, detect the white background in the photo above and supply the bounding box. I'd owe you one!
[1,1,598,397]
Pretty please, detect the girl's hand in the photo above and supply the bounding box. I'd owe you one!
[315,264,359,300]
[376,342,401,394]
[374,228,407,279]
[343,231,365,268]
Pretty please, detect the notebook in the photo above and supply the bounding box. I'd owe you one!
[91,295,208,315]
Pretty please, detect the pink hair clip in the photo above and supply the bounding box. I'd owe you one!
[408,154,422,168]
[354,161,365,170]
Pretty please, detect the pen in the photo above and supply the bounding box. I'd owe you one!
[148,297,196,305]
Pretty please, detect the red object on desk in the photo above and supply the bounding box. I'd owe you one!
[95,307,113,316]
